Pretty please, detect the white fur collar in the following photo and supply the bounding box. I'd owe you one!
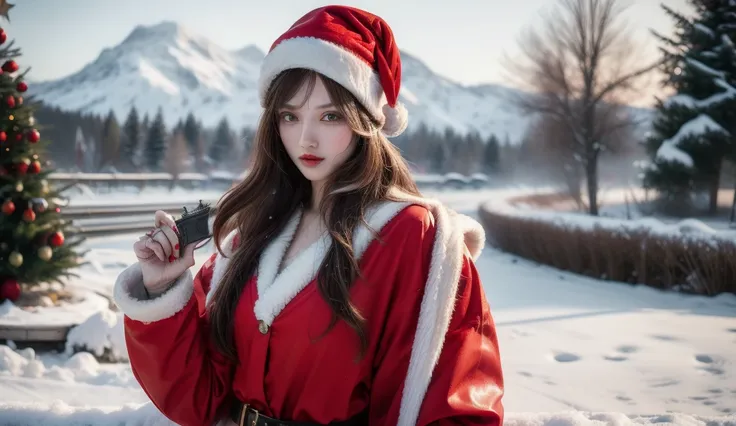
[206,191,486,426]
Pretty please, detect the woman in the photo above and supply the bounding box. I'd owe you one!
[113,5,504,426]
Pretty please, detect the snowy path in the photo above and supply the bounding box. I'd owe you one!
[1,187,735,424]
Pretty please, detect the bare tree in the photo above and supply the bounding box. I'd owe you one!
[525,101,637,207]
[165,130,190,190]
[505,0,659,215]
[525,114,585,205]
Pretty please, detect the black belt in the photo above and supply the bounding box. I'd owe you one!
[229,401,368,426]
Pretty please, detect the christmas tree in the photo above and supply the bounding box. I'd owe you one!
[0,2,84,303]
[642,0,736,214]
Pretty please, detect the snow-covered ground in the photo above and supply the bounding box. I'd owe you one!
[1,185,735,425]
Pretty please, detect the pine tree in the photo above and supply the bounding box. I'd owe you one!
[430,140,446,173]
[144,108,167,171]
[122,106,140,170]
[209,117,233,165]
[0,21,84,302]
[240,126,255,168]
[484,134,500,174]
[183,112,199,154]
[643,0,736,213]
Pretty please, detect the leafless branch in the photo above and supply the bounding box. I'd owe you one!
[502,0,658,215]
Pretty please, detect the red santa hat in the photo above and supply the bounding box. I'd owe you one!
[258,5,409,137]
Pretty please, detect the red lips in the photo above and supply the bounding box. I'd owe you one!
[299,154,324,167]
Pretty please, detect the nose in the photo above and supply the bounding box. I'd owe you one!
[298,120,318,149]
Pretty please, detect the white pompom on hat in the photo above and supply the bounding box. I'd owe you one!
[258,5,409,137]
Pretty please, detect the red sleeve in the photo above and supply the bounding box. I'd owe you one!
[417,255,505,425]
[367,206,504,426]
[123,253,235,426]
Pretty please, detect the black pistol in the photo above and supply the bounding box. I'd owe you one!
[174,200,213,256]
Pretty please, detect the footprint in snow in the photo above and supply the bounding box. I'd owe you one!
[616,345,640,354]
[553,352,581,363]
[695,354,726,376]
[696,354,714,364]
[604,355,628,362]
[689,396,709,401]
[650,379,679,388]
[650,334,679,342]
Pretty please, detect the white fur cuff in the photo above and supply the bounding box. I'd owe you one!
[112,263,194,323]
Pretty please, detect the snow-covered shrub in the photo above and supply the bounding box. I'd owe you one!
[64,309,128,363]
[479,192,736,296]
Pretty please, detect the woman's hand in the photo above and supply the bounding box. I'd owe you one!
[133,210,196,296]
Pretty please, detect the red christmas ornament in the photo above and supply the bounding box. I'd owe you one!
[22,208,35,222]
[0,29,6,45]
[6,95,15,108]
[2,60,18,73]
[49,231,65,247]
[16,82,27,92]
[0,278,21,302]
[16,161,28,175]
[14,133,22,142]
[1,199,14,215]
[0,131,5,142]
[28,160,41,174]
[27,129,40,143]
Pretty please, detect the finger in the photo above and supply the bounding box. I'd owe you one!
[159,225,180,259]
[152,231,173,260]
[154,210,177,229]
[133,239,155,259]
[145,238,166,262]
[182,243,196,266]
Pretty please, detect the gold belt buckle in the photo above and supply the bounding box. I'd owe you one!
[238,403,259,426]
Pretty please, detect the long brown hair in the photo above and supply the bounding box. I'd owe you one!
[209,68,420,361]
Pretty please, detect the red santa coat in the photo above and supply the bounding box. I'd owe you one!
[113,190,505,426]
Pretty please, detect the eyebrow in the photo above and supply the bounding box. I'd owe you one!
[281,102,334,110]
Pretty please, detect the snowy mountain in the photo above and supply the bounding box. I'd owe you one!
[28,21,647,142]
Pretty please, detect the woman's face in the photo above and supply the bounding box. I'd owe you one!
[278,76,357,184]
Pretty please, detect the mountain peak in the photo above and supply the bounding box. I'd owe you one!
[123,21,186,45]
[235,44,265,62]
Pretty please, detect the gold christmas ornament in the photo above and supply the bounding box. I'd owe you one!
[9,251,22,267]
[37,246,52,261]
[15,181,23,192]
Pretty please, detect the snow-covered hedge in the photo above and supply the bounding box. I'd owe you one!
[479,192,736,295]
